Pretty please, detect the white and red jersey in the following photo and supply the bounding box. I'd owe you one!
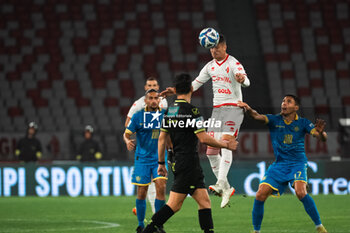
[127,96,168,118]
[192,54,250,107]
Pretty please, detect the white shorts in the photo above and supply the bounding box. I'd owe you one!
[207,106,244,140]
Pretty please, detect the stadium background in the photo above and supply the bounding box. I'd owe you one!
[0,0,350,197]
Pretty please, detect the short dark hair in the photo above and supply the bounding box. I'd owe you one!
[218,34,226,44]
[146,77,157,82]
[174,73,192,94]
[145,88,158,96]
[284,94,300,106]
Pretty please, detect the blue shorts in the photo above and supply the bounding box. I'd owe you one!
[260,162,308,196]
[131,162,167,186]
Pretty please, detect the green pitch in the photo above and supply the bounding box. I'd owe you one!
[0,195,349,232]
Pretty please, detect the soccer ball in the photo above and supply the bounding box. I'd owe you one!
[198,28,220,49]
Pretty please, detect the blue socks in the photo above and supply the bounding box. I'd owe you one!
[252,194,321,231]
[136,198,165,227]
[252,199,264,231]
[136,199,146,228]
[155,199,165,212]
[300,194,321,226]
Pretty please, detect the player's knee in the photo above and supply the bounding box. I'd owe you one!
[198,198,211,209]
[156,185,166,198]
[295,189,307,200]
[137,186,148,199]
[255,190,268,201]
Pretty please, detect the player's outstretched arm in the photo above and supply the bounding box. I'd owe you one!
[312,119,328,142]
[237,101,267,124]
[157,131,168,177]
[196,131,238,151]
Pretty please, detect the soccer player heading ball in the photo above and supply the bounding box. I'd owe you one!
[237,95,328,233]
[161,33,250,208]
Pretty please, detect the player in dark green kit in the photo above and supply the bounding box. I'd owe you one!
[142,73,238,233]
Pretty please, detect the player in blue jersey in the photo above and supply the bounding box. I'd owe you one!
[238,95,328,233]
[123,89,167,233]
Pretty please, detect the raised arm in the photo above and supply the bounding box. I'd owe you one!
[237,101,267,123]
[312,119,328,142]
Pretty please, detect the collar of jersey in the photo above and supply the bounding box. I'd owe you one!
[144,106,162,112]
[175,99,188,103]
[215,54,229,66]
[282,114,299,125]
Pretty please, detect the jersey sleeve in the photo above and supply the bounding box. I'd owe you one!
[127,98,144,118]
[126,113,139,134]
[265,114,278,127]
[192,63,211,92]
[304,118,316,135]
[191,107,206,134]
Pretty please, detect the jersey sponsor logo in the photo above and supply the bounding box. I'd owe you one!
[167,106,179,116]
[212,76,232,83]
[218,88,232,94]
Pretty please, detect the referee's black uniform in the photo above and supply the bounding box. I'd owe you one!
[161,99,206,195]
